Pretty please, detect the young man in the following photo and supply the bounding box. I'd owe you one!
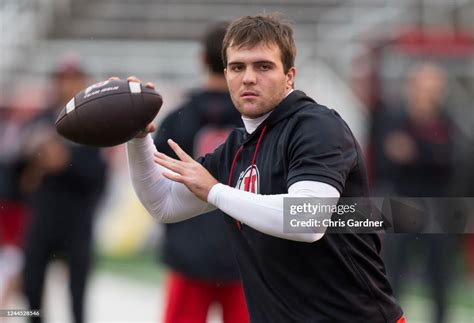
[127,15,404,322]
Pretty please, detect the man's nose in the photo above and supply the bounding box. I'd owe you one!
[242,68,257,85]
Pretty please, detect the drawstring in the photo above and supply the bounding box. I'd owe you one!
[228,146,243,187]
[247,126,267,192]
[227,126,267,230]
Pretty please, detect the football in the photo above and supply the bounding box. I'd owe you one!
[55,79,162,147]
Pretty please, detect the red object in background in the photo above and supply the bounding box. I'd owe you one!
[395,29,474,56]
[397,315,407,323]
[163,271,249,323]
[354,27,474,109]
[0,201,30,247]
[466,234,474,276]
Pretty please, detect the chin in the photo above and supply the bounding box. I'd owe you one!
[244,110,268,119]
[241,106,259,116]
[237,102,271,118]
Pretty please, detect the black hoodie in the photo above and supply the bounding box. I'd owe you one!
[154,89,243,281]
[199,90,403,322]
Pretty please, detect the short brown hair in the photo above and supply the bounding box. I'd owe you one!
[222,14,296,74]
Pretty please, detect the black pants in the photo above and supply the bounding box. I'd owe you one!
[22,216,92,323]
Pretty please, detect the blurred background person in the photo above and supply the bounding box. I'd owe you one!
[376,62,461,323]
[20,57,108,323]
[153,22,248,323]
[0,103,31,308]
[448,101,474,293]
[380,63,454,197]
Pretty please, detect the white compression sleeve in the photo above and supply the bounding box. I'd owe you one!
[127,135,340,240]
[207,181,340,242]
[126,135,216,222]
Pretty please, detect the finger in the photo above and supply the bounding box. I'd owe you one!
[145,123,156,133]
[161,171,184,184]
[135,123,156,138]
[154,153,186,174]
[154,152,182,168]
[109,76,120,81]
[154,150,178,162]
[145,82,155,89]
[167,139,193,162]
[127,75,141,83]
[155,159,185,177]
[152,155,174,173]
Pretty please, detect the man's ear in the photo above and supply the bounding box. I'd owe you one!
[224,68,228,79]
[286,67,296,89]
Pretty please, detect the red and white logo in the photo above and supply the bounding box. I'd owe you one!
[236,165,259,193]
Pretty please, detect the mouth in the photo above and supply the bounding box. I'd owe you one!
[241,91,258,99]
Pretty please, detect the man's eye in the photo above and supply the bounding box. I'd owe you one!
[231,65,243,72]
[260,64,271,71]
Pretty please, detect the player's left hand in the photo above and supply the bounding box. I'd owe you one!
[109,76,157,138]
[153,139,219,201]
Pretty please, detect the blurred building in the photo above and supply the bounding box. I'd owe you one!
[2,1,473,127]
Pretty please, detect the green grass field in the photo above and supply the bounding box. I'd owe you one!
[94,251,164,283]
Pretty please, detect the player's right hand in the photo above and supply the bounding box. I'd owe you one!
[108,76,157,138]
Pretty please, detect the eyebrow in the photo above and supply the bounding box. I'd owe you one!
[228,60,276,66]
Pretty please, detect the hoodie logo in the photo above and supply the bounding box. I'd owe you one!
[236,165,259,193]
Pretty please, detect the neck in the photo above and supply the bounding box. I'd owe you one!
[204,73,228,92]
[242,111,272,134]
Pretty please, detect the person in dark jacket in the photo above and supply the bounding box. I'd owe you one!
[380,63,459,323]
[154,22,248,323]
[0,104,30,308]
[21,59,108,323]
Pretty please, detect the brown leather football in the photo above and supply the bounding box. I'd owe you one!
[55,79,162,147]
